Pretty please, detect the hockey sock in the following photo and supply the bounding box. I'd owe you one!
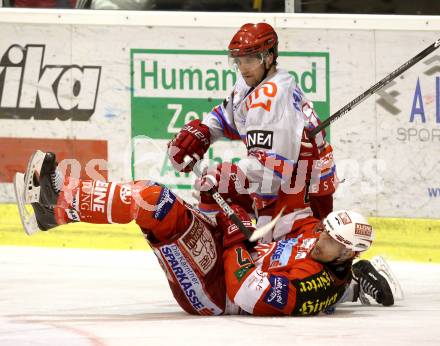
[55,178,191,242]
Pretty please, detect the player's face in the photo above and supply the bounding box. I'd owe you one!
[229,53,274,87]
[310,231,348,263]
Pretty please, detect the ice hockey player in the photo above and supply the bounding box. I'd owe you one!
[14,151,395,316]
[167,22,336,240]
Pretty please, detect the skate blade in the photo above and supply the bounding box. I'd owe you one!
[14,172,40,236]
[24,150,46,204]
[371,256,404,301]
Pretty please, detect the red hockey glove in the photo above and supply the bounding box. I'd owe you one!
[216,204,255,248]
[168,119,211,172]
[194,162,254,213]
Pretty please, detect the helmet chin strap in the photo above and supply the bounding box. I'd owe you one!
[255,55,274,86]
[258,63,271,85]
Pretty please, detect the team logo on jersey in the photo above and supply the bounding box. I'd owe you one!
[0,44,101,120]
[119,184,132,204]
[246,130,273,150]
[264,275,289,310]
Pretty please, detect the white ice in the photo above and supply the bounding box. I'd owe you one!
[1,246,439,346]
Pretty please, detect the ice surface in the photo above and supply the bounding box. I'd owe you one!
[1,246,439,346]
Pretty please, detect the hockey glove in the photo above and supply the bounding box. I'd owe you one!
[216,204,255,248]
[168,119,211,172]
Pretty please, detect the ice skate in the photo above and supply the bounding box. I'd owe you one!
[14,150,63,235]
[352,259,395,306]
[14,172,60,235]
[371,256,404,301]
[23,150,61,206]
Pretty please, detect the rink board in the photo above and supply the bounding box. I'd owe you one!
[0,10,439,218]
[1,204,439,263]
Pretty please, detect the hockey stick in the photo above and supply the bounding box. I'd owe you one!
[182,155,282,242]
[309,38,440,138]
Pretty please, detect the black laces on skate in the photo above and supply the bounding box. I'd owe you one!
[358,276,382,303]
[352,260,394,306]
[51,169,63,193]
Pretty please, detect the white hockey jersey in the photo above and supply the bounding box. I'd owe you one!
[202,69,333,240]
[203,69,335,241]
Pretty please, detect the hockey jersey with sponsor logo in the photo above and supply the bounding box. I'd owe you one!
[202,69,336,236]
[223,217,352,316]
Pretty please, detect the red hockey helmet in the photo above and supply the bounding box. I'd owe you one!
[228,22,278,58]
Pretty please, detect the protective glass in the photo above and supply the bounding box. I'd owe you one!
[228,52,266,72]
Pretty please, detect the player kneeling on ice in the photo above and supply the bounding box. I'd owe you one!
[15,151,400,316]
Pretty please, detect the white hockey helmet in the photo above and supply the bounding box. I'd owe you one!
[323,210,374,252]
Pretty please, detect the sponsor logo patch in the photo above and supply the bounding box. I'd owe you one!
[264,275,289,310]
[80,180,109,214]
[297,270,332,293]
[269,236,302,269]
[154,187,176,220]
[246,130,273,150]
[355,223,373,237]
[159,243,222,315]
[298,293,339,316]
[160,244,206,312]
[338,212,352,225]
[234,264,255,282]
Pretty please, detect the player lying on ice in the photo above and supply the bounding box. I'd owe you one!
[14,150,400,316]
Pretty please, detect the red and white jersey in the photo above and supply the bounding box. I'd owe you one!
[202,69,335,239]
[223,218,351,316]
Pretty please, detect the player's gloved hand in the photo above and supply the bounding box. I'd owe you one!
[216,204,255,248]
[194,162,253,212]
[299,128,336,192]
[299,129,320,159]
[300,129,334,166]
[167,119,211,172]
